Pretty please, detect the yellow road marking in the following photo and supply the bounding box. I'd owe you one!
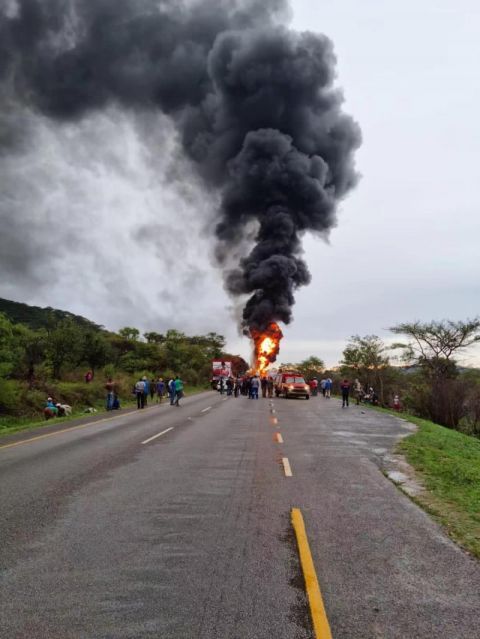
[282,457,292,476]
[276,432,284,443]
[0,407,153,451]
[291,508,333,639]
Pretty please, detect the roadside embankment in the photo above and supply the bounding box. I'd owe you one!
[0,384,208,438]
[373,407,480,558]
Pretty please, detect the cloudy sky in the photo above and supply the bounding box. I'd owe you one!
[1,0,479,367]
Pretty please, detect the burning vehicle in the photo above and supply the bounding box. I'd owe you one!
[250,322,283,376]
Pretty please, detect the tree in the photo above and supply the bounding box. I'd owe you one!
[118,327,140,341]
[46,319,84,378]
[14,324,47,387]
[83,332,111,377]
[390,319,480,428]
[143,331,165,344]
[390,319,480,379]
[297,356,325,380]
[341,335,390,402]
[0,313,21,378]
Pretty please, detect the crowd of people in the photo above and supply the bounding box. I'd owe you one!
[43,370,398,420]
[42,373,186,420]
[214,374,392,410]
[215,375,275,399]
[133,375,184,408]
[43,397,72,420]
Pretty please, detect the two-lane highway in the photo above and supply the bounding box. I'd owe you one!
[1,393,479,638]
[1,392,312,638]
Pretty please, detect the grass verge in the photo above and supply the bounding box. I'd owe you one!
[372,407,480,558]
[0,386,209,438]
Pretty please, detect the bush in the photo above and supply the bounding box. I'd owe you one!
[0,379,22,414]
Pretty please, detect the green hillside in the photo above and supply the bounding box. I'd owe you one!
[0,298,102,332]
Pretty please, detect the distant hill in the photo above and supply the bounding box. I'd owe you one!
[0,298,103,332]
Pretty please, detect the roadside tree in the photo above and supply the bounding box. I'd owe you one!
[341,335,391,403]
[390,319,480,428]
[46,319,84,378]
[297,356,325,381]
[83,331,111,378]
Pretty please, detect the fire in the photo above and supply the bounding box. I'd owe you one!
[250,322,283,375]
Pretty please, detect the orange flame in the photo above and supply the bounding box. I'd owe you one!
[250,322,283,375]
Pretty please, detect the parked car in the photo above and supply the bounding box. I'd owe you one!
[274,371,310,399]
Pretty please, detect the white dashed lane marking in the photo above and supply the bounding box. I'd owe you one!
[282,457,293,477]
[141,427,174,445]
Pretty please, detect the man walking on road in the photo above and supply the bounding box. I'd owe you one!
[340,379,351,408]
[135,377,145,409]
[320,378,327,397]
[174,375,184,406]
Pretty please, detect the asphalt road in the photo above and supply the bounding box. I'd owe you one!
[1,392,479,638]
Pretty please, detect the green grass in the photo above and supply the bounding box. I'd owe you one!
[398,416,480,557]
[0,399,134,438]
[0,386,209,438]
[371,407,480,558]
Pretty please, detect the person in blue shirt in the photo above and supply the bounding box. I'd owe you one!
[142,376,150,406]
[324,378,333,398]
[156,378,165,403]
[44,397,58,420]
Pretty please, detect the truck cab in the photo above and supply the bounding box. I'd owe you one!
[274,371,310,399]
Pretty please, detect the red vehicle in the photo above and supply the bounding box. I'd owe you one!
[274,371,310,399]
[211,360,232,389]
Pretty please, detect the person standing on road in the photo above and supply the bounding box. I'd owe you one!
[340,379,351,408]
[142,377,150,406]
[149,378,156,403]
[261,376,268,398]
[174,375,184,406]
[156,378,165,403]
[168,378,176,405]
[267,376,274,398]
[324,377,332,398]
[250,375,260,399]
[105,377,115,411]
[353,378,363,405]
[320,378,327,397]
[135,377,146,409]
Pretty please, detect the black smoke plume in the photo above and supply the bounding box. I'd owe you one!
[0,0,361,332]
